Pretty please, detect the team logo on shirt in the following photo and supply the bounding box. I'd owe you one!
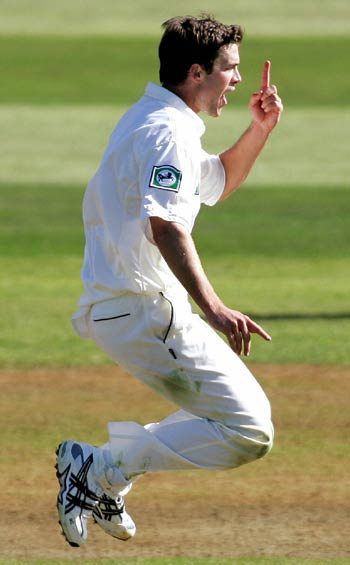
[149,165,182,192]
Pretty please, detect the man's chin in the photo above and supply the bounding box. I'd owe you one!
[205,107,222,118]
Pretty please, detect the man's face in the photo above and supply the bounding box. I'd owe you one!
[195,43,241,117]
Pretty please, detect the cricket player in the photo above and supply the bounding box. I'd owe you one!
[56,15,283,547]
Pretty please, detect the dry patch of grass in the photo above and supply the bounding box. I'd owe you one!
[0,364,349,560]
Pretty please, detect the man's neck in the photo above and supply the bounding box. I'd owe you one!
[162,83,199,114]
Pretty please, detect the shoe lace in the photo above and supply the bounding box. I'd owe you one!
[65,454,100,514]
[93,494,125,522]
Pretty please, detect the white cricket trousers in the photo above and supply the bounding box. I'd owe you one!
[88,291,273,489]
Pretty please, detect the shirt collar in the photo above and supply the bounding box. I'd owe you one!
[144,82,205,137]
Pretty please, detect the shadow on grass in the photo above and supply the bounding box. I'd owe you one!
[248,312,350,320]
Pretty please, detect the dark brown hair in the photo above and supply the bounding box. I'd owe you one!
[159,15,244,86]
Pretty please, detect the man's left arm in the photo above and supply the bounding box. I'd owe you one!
[219,60,283,201]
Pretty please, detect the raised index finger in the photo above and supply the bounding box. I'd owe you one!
[261,60,271,90]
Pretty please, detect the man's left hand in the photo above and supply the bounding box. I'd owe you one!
[249,60,283,133]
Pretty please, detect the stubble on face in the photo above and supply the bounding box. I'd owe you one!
[199,43,241,118]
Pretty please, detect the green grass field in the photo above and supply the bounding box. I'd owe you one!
[1,35,349,107]
[0,1,349,563]
[1,32,349,367]
[1,182,349,367]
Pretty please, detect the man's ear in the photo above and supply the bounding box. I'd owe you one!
[188,63,204,83]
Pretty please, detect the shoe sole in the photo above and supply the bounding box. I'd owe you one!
[55,443,80,547]
[92,514,135,541]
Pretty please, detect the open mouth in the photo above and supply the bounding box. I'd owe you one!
[219,94,228,107]
[219,87,236,108]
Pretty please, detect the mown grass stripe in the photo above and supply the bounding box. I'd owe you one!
[2,183,349,261]
[0,35,349,106]
[0,105,348,187]
[0,0,349,37]
[0,183,349,367]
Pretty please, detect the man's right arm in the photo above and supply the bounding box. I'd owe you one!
[150,216,271,356]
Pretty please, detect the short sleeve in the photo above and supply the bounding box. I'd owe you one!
[200,150,225,206]
[138,137,201,233]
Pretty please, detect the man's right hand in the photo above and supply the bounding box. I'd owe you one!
[150,216,271,357]
[205,304,271,357]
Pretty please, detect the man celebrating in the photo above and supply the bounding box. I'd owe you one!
[56,15,283,547]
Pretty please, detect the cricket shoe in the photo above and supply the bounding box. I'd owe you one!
[55,440,135,546]
[93,493,136,540]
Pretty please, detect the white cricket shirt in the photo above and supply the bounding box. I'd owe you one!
[76,82,225,312]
